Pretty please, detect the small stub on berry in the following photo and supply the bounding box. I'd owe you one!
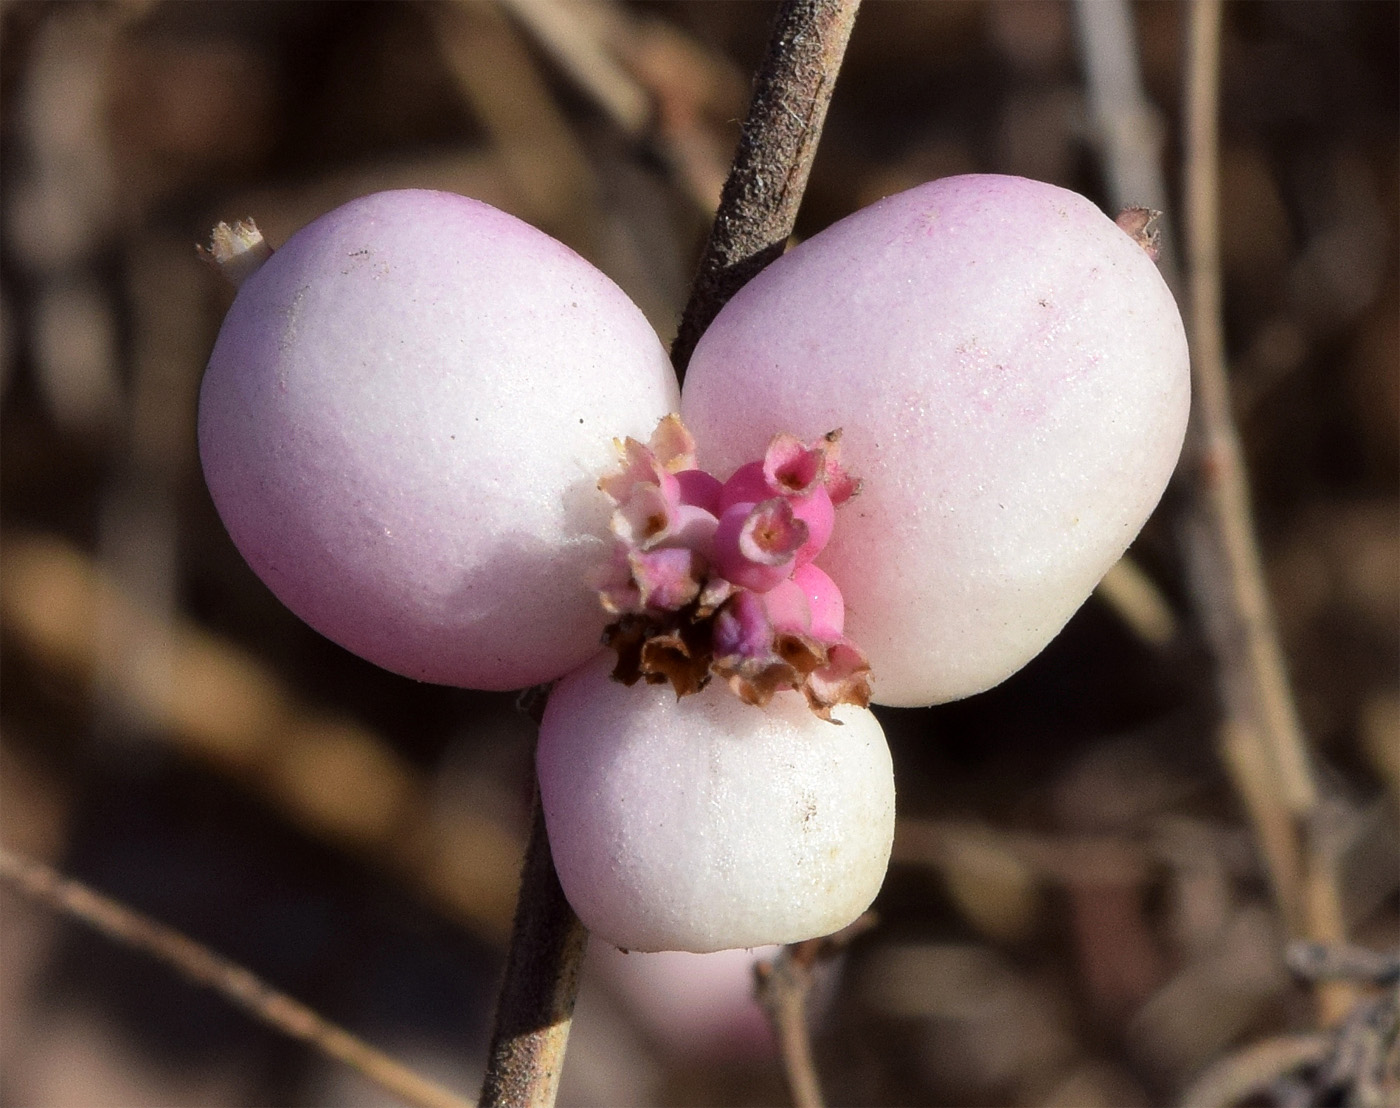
[1114,206,1162,262]
[593,415,871,720]
[199,219,273,288]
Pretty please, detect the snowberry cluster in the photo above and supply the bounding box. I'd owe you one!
[593,414,869,719]
[198,176,1190,952]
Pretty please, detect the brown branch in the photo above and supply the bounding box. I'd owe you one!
[670,0,862,377]
[478,796,588,1108]
[476,5,862,1103]
[0,844,473,1108]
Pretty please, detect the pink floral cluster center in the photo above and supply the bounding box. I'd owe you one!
[592,415,871,720]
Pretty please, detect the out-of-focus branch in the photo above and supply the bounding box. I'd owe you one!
[1077,0,1350,1028]
[1180,0,1357,1027]
[755,914,877,1108]
[497,0,743,217]
[1072,0,1177,285]
[432,0,602,256]
[1179,1033,1332,1108]
[495,0,651,136]
[671,0,862,376]
[0,846,474,1108]
[1182,0,1318,914]
[0,532,524,943]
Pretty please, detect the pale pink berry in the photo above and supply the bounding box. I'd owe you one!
[537,653,895,953]
[199,189,678,689]
[682,174,1189,706]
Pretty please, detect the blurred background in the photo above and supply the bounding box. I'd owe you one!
[0,1,1395,1105]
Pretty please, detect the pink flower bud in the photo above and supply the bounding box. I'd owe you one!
[675,468,724,515]
[631,546,706,611]
[762,432,825,496]
[712,590,772,660]
[791,563,844,640]
[717,462,771,514]
[788,486,834,565]
[713,500,807,593]
[760,578,813,637]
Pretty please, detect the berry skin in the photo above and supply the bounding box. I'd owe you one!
[681,174,1190,707]
[538,652,894,953]
[199,190,678,689]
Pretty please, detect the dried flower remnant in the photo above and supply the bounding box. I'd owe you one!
[197,218,273,288]
[595,415,871,719]
[1115,205,1163,261]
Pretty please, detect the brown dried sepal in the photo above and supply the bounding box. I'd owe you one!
[198,218,273,289]
[1115,206,1162,262]
[605,602,874,722]
[802,644,873,721]
[604,603,715,698]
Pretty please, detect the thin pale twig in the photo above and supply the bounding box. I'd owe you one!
[755,913,878,1108]
[0,845,474,1108]
[756,949,826,1108]
[1179,1033,1332,1108]
[1072,0,1177,285]
[1288,942,1400,987]
[495,0,650,136]
[1182,0,1354,1025]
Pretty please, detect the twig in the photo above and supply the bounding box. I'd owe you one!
[670,0,862,376]
[1288,942,1400,987]
[476,5,861,1102]
[495,0,650,137]
[756,948,826,1108]
[1071,0,1177,285]
[498,0,741,216]
[1179,1033,1332,1108]
[1182,0,1328,934]
[0,844,473,1108]
[0,531,524,944]
[478,796,588,1108]
[754,914,877,1108]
